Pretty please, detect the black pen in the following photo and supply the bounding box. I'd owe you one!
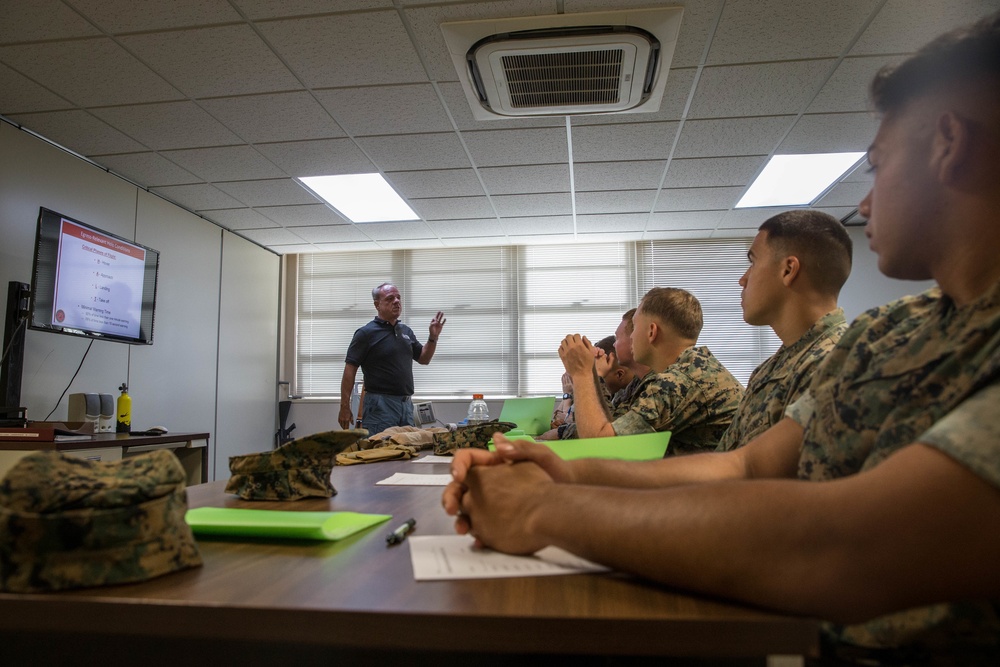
[386,518,416,546]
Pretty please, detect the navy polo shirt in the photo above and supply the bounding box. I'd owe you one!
[345,317,423,396]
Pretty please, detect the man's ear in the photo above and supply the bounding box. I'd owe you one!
[781,255,801,287]
[933,110,973,185]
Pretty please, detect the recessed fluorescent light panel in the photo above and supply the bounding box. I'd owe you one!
[298,173,419,223]
[735,153,866,208]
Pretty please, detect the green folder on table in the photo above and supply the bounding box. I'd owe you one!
[498,396,557,436]
[185,507,391,541]
[491,431,670,461]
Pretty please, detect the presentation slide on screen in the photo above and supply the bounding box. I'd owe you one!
[52,219,145,338]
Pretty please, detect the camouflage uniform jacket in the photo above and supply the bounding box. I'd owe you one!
[611,346,743,455]
[716,308,846,451]
[786,282,1000,661]
[611,374,643,419]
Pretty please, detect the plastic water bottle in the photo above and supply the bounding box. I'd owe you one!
[466,394,489,425]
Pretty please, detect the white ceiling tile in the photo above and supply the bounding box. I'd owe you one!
[293,225,374,243]
[807,55,905,114]
[463,127,568,167]
[436,82,565,132]
[257,204,348,227]
[95,152,200,187]
[440,235,510,248]
[258,12,427,87]
[500,216,572,235]
[310,241,384,252]
[779,113,879,153]
[812,206,858,221]
[427,219,507,238]
[851,0,999,56]
[507,233,579,245]
[403,0,557,82]
[8,110,146,155]
[719,206,799,229]
[492,193,571,217]
[575,190,656,215]
[572,122,678,162]
[655,187,744,212]
[237,227,310,245]
[710,228,757,239]
[215,179,319,207]
[358,133,470,171]
[268,243,319,255]
[479,164,569,195]
[201,208,280,230]
[570,68,697,126]
[0,63,74,114]
[688,60,836,119]
[72,0,242,32]
[663,156,764,188]
[707,0,878,65]
[150,184,244,210]
[255,138,375,177]
[815,181,871,208]
[575,213,649,233]
[674,116,795,159]
[357,221,437,241]
[647,211,726,230]
[385,169,484,199]
[162,145,287,182]
[0,39,181,107]
[378,238,446,249]
[199,92,346,143]
[645,229,720,241]
[315,85,453,136]
[574,161,666,192]
[237,1,392,19]
[0,0,100,42]
[411,196,494,220]
[92,101,241,150]
[121,25,301,98]
[842,161,874,184]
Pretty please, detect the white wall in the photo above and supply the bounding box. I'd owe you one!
[0,122,280,480]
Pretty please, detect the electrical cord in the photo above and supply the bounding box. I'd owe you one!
[0,315,28,368]
[43,339,94,420]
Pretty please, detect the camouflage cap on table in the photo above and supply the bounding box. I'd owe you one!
[0,449,202,593]
[433,421,518,456]
[226,429,367,500]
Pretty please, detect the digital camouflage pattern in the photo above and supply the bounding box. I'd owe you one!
[0,449,202,593]
[611,374,643,420]
[787,283,1000,659]
[716,309,846,451]
[612,346,743,455]
[226,429,367,500]
[433,420,517,456]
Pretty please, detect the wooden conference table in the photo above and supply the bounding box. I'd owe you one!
[0,457,819,665]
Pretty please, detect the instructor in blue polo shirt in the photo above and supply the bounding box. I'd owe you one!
[338,282,446,435]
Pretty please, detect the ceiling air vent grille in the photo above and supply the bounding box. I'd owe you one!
[501,48,625,109]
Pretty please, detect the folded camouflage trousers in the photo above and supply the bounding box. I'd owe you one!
[433,421,517,455]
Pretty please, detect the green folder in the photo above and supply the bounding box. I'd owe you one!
[185,507,391,541]
[498,396,557,435]
[491,431,670,461]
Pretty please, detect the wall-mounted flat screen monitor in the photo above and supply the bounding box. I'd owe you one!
[29,207,159,345]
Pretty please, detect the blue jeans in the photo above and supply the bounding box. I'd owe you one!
[362,393,414,437]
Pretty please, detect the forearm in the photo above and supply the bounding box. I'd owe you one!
[571,367,615,438]
[340,365,358,400]
[417,339,437,364]
[525,444,1000,623]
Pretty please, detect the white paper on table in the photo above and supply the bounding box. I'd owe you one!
[411,454,453,464]
[376,472,453,486]
[408,534,609,580]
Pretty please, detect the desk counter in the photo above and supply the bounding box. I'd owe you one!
[0,457,818,664]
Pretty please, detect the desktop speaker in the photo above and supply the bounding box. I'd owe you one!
[68,393,101,429]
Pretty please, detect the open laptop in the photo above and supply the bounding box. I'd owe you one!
[497,396,557,436]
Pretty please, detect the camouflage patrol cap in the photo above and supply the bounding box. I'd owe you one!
[433,421,518,456]
[226,429,367,500]
[0,449,202,593]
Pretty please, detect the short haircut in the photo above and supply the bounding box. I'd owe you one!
[372,282,394,302]
[594,335,616,357]
[637,287,703,342]
[870,11,1000,115]
[622,308,637,335]
[758,210,853,297]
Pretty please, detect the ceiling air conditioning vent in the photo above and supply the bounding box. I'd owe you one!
[442,8,683,121]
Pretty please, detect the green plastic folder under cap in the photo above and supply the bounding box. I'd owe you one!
[491,431,671,461]
[185,507,391,541]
